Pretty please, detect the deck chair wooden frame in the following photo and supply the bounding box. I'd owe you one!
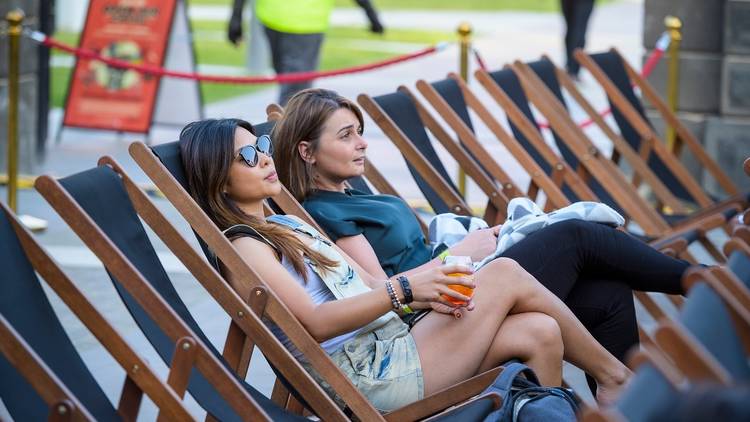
[0,201,195,421]
[396,85,511,223]
[359,88,509,224]
[357,93,475,218]
[0,315,94,422]
[475,66,670,238]
[34,172,275,422]
[509,59,733,262]
[575,48,741,205]
[129,142,507,421]
[415,77,571,212]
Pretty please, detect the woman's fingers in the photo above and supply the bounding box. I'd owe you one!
[440,264,474,276]
[437,285,472,303]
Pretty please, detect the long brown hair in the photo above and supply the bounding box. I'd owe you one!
[273,88,364,203]
[179,118,335,280]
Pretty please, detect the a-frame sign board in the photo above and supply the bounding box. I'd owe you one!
[60,0,202,139]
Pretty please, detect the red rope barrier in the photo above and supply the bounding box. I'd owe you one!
[28,29,447,84]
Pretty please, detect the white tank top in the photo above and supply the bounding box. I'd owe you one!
[275,256,362,358]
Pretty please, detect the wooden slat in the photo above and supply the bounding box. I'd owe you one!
[0,314,94,422]
[653,319,732,384]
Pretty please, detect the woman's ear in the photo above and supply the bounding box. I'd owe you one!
[298,141,316,164]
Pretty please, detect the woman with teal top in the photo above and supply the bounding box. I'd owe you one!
[178,117,631,410]
[273,88,694,394]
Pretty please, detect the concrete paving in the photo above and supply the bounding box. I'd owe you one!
[3,0,705,419]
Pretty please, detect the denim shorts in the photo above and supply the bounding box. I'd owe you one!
[306,317,424,413]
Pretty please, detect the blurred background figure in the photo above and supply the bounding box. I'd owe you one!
[228,0,384,105]
[561,0,595,80]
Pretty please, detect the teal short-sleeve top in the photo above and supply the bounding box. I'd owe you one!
[303,189,432,277]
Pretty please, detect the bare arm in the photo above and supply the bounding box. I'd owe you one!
[229,234,474,341]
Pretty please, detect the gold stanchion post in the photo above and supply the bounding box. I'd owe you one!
[457,22,471,198]
[664,15,682,153]
[6,9,22,213]
[5,9,47,231]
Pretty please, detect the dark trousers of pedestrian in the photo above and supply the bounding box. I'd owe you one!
[561,0,595,76]
[501,219,689,393]
[264,26,324,105]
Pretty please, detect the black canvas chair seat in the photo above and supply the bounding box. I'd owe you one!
[372,91,459,214]
[58,166,304,422]
[727,248,750,289]
[678,282,750,380]
[615,364,679,422]
[0,212,120,421]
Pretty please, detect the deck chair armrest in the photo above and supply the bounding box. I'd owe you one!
[384,367,501,421]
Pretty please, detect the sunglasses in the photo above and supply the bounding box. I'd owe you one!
[237,134,274,167]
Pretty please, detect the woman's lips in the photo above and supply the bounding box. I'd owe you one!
[265,171,278,181]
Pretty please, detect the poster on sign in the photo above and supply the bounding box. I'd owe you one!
[63,0,177,133]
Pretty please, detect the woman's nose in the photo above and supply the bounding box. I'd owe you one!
[356,134,368,150]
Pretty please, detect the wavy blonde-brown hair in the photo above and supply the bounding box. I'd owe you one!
[179,118,336,280]
[273,88,364,203]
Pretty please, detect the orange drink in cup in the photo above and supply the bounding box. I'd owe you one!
[442,255,474,306]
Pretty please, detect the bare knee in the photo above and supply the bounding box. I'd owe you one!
[525,313,564,360]
[479,257,538,296]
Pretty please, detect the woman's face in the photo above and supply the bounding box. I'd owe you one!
[225,127,281,203]
[306,108,367,183]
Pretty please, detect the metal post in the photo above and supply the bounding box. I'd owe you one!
[457,22,471,198]
[6,9,23,213]
[4,9,47,231]
[664,15,682,153]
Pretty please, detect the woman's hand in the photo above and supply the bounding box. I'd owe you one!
[430,299,475,319]
[407,264,475,306]
[449,225,500,262]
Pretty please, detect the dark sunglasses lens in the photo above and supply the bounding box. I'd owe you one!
[257,134,273,155]
[239,145,258,167]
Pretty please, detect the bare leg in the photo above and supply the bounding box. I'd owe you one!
[476,312,564,386]
[411,258,629,401]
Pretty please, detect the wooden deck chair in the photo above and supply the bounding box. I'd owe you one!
[357,90,505,223]
[0,314,95,422]
[415,76,572,212]
[508,58,735,261]
[475,65,679,239]
[34,166,302,422]
[575,48,747,210]
[651,265,750,386]
[356,91,478,217]
[0,201,194,421]
[130,141,506,421]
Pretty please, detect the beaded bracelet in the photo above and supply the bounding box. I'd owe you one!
[384,279,402,311]
[397,275,414,304]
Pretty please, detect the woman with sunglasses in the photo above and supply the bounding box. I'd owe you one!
[272,88,695,394]
[178,117,631,410]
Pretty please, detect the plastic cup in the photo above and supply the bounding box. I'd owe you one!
[441,255,474,305]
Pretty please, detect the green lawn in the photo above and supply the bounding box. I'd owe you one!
[188,0,564,11]
[50,23,450,107]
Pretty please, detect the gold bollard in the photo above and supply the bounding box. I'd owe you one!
[456,22,471,199]
[664,15,682,153]
[6,9,23,213]
[5,9,47,231]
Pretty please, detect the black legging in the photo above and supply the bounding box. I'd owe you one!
[500,219,690,391]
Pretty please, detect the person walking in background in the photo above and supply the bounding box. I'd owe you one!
[228,0,384,105]
[561,0,595,79]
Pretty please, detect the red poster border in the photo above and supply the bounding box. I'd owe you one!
[62,0,178,133]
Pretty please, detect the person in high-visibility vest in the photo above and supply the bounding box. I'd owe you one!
[229,0,384,105]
